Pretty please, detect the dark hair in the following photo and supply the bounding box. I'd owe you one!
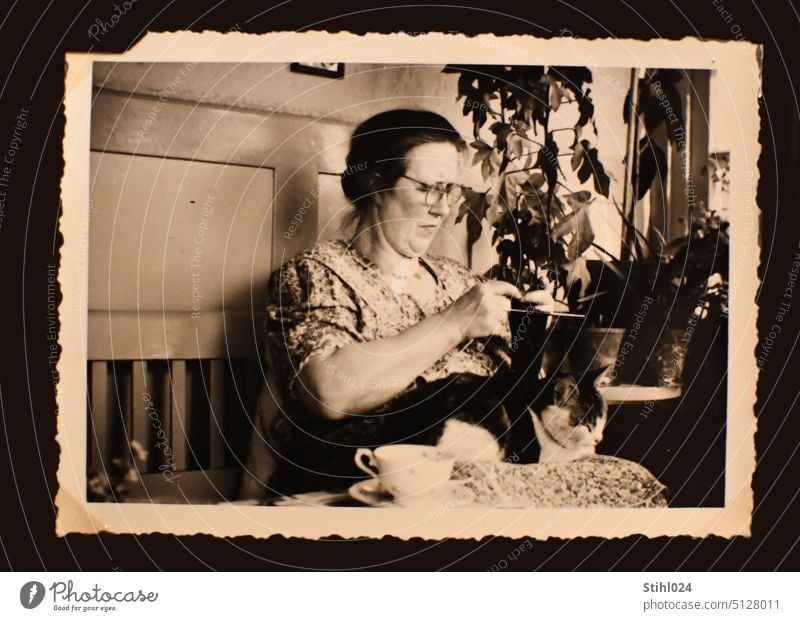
[340,109,467,218]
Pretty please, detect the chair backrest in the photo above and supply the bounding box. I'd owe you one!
[87,310,263,502]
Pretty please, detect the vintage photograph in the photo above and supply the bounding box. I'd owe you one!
[56,32,760,539]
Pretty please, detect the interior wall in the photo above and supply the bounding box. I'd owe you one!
[92,62,471,127]
[92,62,475,269]
[91,61,633,300]
[89,153,274,312]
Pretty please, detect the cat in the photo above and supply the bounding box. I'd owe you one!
[378,366,608,464]
[528,367,609,463]
[378,373,512,463]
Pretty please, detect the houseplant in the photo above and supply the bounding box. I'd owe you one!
[444,64,611,303]
[445,65,729,384]
[595,68,729,386]
[443,64,623,375]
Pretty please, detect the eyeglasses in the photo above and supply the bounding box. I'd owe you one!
[398,174,465,207]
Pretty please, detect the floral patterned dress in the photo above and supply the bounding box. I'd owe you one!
[264,239,512,493]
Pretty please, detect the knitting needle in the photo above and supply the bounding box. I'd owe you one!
[508,310,586,318]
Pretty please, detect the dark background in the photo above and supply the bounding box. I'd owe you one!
[0,0,798,570]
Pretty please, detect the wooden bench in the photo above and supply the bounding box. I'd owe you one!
[87,310,263,503]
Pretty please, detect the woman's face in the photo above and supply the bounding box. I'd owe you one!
[371,142,462,258]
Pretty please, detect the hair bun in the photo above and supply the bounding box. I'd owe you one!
[340,166,364,204]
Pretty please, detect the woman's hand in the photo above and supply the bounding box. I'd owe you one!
[447,280,521,340]
[519,288,568,314]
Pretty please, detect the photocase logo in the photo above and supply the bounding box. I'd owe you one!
[20,581,45,609]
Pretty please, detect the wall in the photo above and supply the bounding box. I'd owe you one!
[91,61,632,286]
[92,61,478,265]
[94,62,470,127]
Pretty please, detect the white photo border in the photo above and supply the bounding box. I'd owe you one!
[56,30,761,540]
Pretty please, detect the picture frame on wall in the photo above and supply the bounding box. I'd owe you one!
[290,61,345,78]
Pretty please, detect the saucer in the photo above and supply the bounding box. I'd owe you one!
[348,479,394,507]
[348,479,476,508]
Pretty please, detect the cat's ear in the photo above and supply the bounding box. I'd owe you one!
[552,376,578,406]
[584,365,611,389]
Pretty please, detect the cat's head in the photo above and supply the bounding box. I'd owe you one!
[534,366,609,452]
[549,366,608,427]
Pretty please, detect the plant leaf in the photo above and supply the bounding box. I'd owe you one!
[577,153,592,184]
[481,150,502,181]
[553,201,594,259]
[577,140,610,197]
[460,85,480,114]
[129,440,149,463]
[470,140,493,166]
[521,188,548,221]
[456,189,489,227]
[576,88,594,127]
[567,208,595,260]
[623,87,633,125]
[564,190,593,206]
[549,81,563,111]
[570,140,585,171]
[651,227,668,256]
[548,66,593,98]
[634,136,668,200]
[472,108,489,136]
[656,80,685,147]
[497,238,517,266]
[564,256,592,299]
[490,121,512,152]
[456,189,490,251]
[528,172,546,189]
[538,133,560,191]
[634,71,685,146]
[508,135,524,159]
[457,72,477,97]
[511,116,530,135]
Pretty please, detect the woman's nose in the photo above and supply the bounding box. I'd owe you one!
[429,194,451,217]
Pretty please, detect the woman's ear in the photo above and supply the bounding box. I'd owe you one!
[369,172,386,207]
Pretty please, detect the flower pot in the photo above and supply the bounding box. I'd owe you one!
[608,326,688,387]
[558,326,627,377]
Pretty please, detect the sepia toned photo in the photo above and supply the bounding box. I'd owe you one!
[55,31,760,540]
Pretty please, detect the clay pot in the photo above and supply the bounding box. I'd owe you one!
[561,327,627,376]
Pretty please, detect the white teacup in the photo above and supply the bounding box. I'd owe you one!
[354,444,455,504]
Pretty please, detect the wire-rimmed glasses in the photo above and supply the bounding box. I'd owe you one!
[398,174,466,207]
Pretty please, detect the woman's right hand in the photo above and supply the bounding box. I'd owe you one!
[446,280,521,340]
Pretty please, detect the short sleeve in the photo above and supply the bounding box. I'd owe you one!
[265,257,363,401]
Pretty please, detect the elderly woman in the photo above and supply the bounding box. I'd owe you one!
[252,108,553,495]
[242,108,670,509]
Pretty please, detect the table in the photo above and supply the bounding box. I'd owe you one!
[599,383,682,405]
